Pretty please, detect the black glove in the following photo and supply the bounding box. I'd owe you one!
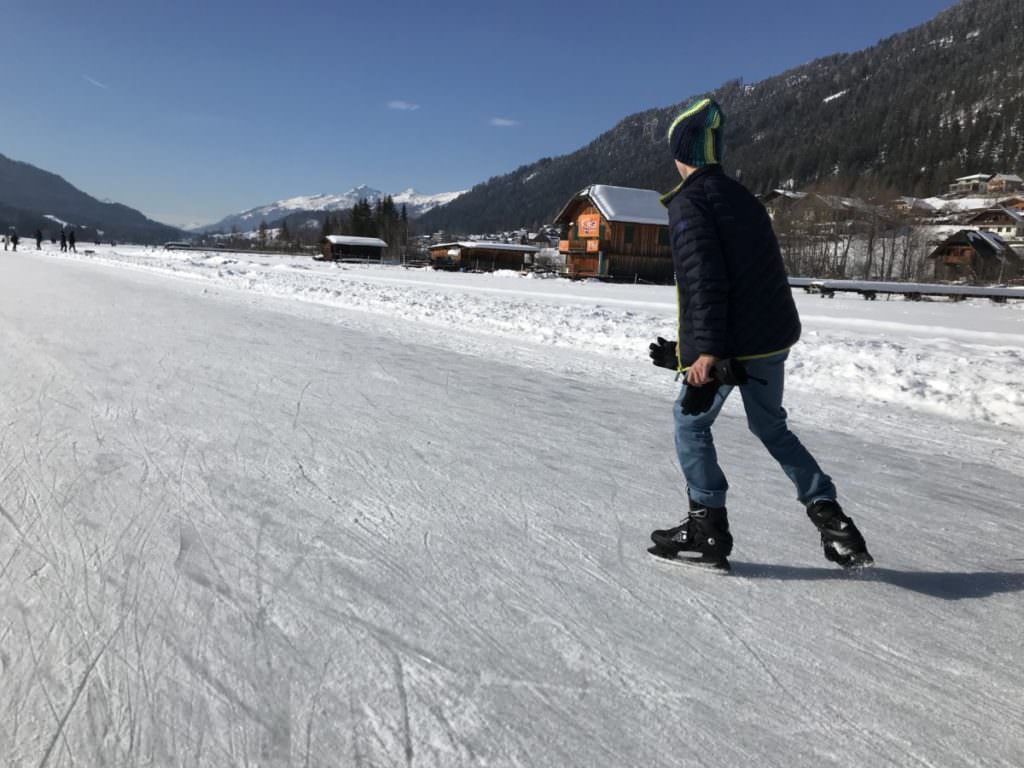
[680,380,721,416]
[648,337,678,370]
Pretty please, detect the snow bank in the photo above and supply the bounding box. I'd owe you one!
[44,244,1024,428]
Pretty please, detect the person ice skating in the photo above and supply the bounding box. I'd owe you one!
[647,97,871,571]
[60,229,67,252]
[2,234,7,251]
[35,229,43,250]
[10,230,17,251]
[68,228,76,253]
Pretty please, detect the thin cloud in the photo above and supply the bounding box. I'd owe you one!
[83,75,110,90]
[490,117,519,127]
[387,100,420,111]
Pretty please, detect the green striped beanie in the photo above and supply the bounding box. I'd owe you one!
[667,97,725,167]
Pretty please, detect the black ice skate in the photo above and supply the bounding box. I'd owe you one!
[650,501,733,571]
[806,499,873,568]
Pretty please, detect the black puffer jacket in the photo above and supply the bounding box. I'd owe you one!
[663,165,800,369]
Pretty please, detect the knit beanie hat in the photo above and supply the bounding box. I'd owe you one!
[667,97,725,167]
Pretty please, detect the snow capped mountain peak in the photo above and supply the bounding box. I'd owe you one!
[195,186,465,233]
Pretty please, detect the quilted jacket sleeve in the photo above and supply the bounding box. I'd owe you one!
[671,195,730,358]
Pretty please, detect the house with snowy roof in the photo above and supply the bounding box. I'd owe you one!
[986,174,1023,195]
[554,185,672,283]
[978,175,1019,195]
[927,230,1020,283]
[948,174,993,195]
[318,235,388,261]
[894,197,941,216]
[965,207,1024,241]
[429,241,539,271]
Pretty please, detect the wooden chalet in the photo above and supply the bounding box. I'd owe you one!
[555,185,671,283]
[987,174,1024,195]
[965,208,1024,241]
[318,235,388,261]
[429,241,539,271]
[927,230,1021,283]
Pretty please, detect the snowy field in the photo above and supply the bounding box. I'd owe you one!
[1,245,1023,767]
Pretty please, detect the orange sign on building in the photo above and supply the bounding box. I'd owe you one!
[578,214,601,238]
[586,239,600,253]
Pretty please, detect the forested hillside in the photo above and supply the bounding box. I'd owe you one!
[420,0,1024,234]
[0,153,183,243]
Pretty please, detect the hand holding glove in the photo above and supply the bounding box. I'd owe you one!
[680,380,721,415]
[648,337,678,370]
[680,357,767,416]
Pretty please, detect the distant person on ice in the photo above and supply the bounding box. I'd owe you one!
[35,229,43,250]
[9,230,17,251]
[647,97,871,571]
[68,228,76,252]
[60,229,67,252]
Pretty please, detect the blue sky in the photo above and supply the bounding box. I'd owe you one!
[0,0,957,227]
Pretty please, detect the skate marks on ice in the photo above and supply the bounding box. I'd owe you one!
[726,562,1024,600]
[3,254,1024,767]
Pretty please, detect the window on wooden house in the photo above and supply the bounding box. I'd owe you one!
[624,225,635,245]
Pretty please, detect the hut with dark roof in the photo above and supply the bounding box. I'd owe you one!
[927,230,1020,283]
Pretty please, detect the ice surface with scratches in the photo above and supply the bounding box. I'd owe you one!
[1,245,1023,768]
[49,244,1024,429]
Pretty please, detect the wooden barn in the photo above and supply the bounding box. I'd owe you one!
[318,235,388,261]
[927,230,1021,283]
[555,185,671,283]
[429,241,539,271]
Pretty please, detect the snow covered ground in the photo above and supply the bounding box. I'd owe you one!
[45,243,1024,429]
[1,246,1023,767]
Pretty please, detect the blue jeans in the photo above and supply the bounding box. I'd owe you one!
[674,352,836,508]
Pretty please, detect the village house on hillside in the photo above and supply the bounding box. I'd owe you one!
[987,174,1024,195]
[948,173,993,195]
[947,172,1023,196]
[928,230,1020,283]
[965,207,1024,242]
[760,189,875,221]
[555,185,671,283]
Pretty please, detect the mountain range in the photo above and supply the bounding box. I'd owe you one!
[194,186,465,234]
[418,0,1024,235]
[0,153,183,243]
[4,0,1020,245]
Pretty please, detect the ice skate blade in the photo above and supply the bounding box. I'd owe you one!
[838,553,875,570]
[647,546,731,572]
[826,547,875,570]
